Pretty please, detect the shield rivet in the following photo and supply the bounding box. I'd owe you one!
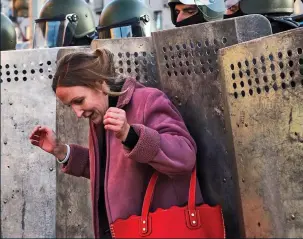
[192,220,196,224]
[143,228,146,231]
[143,220,146,224]
[191,213,195,217]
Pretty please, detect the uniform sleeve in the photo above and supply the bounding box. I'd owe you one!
[124,89,197,177]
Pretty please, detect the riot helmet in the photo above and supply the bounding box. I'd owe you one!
[225,0,295,17]
[168,0,226,27]
[97,0,156,39]
[33,0,97,48]
[224,0,301,33]
[1,13,17,51]
[239,0,295,15]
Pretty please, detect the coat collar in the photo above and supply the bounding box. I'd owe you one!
[116,77,137,109]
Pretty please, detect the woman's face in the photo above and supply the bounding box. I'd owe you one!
[56,84,108,125]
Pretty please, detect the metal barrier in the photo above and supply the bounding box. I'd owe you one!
[55,47,94,238]
[1,14,279,238]
[219,27,303,238]
[1,48,59,238]
[152,14,272,238]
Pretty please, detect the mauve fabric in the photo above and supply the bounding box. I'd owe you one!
[61,78,203,238]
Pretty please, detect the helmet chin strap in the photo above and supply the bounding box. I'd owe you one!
[175,11,207,27]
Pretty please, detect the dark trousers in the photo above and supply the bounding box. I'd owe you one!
[100,229,112,239]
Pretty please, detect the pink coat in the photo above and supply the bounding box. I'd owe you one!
[61,78,203,238]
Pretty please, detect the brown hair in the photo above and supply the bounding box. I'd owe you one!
[52,48,127,96]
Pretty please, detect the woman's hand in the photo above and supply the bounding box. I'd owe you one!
[29,125,67,160]
[103,107,130,142]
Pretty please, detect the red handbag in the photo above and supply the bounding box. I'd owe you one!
[110,166,225,238]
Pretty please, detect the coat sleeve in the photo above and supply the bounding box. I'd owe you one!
[124,89,197,177]
[61,144,90,179]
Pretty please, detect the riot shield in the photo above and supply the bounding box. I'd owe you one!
[0,46,94,238]
[91,37,159,88]
[219,28,303,237]
[55,37,158,237]
[151,14,272,238]
[1,48,58,237]
[55,47,95,238]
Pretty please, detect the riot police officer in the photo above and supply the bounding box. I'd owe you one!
[224,0,303,33]
[33,0,97,48]
[0,13,17,51]
[97,0,156,39]
[168,0,225,27]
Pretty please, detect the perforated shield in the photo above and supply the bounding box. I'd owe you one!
[152,14,272,237]
[0,46,94,238]
[1,49,58,238]
[55,47,94,238]
[54,39,158,237]
[219,28,303,237]
[91,37,159,88]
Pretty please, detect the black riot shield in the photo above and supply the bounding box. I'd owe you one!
[151,14,272,238]
[219,28,303,238]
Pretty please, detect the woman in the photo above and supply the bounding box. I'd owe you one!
[29,48,203,238]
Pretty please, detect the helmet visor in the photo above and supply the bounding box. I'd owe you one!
[97,16,151,39]
[33,14,78,48]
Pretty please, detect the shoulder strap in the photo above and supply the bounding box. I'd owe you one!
[141,166,197,219]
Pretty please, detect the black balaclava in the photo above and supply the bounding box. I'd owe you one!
[224,8,244,19]
[175,11,207,27]
[170,3,207,27]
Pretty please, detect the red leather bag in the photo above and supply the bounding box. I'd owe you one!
[110,166,225,238]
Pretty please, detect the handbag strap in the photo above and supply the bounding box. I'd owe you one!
[141,166,197,220]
